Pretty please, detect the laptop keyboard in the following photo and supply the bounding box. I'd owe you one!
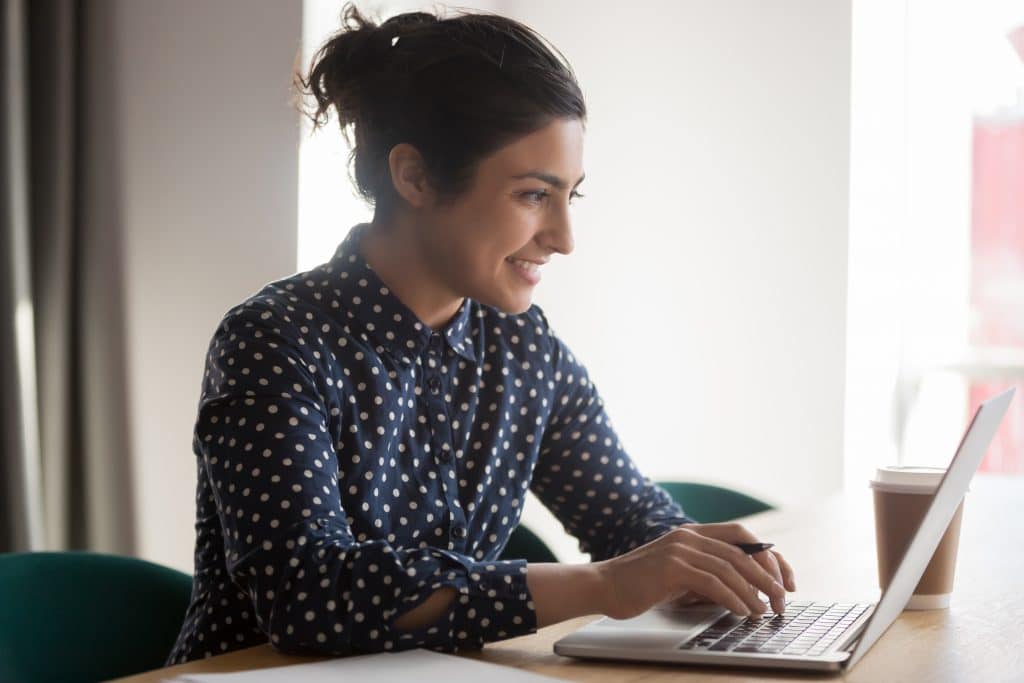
[678,601,871,657]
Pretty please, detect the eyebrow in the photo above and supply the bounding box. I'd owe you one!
[511,171,586,191]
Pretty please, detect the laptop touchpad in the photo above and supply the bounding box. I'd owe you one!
[594,604,728,640]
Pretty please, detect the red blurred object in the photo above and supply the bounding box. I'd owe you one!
[968,89,1024,474]
[1008,25,1024,62]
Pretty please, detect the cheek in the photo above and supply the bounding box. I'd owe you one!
[459,243,513,287]
[441,201,539,276]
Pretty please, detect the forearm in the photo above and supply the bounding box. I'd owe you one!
[239,533,534,652]
[393,586,458,631]
[394,562,605,633]
[526,562,606,628]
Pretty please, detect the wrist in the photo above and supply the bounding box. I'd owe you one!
[584,560,609,615]
[527,561,607,628]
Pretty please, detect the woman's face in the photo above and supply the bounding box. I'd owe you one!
[417,117,585,314]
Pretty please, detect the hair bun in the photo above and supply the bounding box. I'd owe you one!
[378,11,437,47]
[380,11,437,30]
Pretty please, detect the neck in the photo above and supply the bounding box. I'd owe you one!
[358,215,464,331]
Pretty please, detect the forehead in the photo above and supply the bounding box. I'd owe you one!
[482,118,585,179]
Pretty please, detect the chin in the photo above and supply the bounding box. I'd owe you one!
[504,299,533,315]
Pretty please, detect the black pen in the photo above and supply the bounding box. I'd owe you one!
[734,542,774,554]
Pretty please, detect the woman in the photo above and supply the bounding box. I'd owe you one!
[168,3,795,664]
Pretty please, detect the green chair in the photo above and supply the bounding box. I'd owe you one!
[499,523,559,563]
[498,482,773,563]
[656,481,774,523]
[0,551,193,683]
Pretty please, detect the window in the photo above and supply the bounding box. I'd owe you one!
[967,31,1024,472]
[848,0,1024,481]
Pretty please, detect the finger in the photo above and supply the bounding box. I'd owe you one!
[751,548,783,589]
[771,549,797,592]
[756,551,787,613]
[672,558,753,618]
[687,534,786,613]
[671,525,786,612]
[665,591,703,609]
[683,593,714,606]
[677,544,767,616]
[683,523,786,601]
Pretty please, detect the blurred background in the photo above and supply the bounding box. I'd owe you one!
[2,0,1021,572]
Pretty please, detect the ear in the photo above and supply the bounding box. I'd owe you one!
[387,143,435,209]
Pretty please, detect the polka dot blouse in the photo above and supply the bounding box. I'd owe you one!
[167,222,695,664]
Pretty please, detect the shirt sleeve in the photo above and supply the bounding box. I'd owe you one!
[528,306,697,562]
[196,301,537,656]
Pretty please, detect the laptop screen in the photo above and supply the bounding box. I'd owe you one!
[845,387,1015,669]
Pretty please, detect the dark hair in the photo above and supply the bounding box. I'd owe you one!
[294,2,587,220]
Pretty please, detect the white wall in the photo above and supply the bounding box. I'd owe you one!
[113,0,302,571]
[491,1,853,562]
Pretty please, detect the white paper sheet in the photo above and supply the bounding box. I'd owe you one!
[164,648,562,683]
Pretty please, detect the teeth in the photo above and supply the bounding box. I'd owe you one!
[508,258,539,272]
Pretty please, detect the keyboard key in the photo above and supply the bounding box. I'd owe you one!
[758,645,787,653]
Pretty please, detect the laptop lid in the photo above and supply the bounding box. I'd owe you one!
[845,387,1016,669]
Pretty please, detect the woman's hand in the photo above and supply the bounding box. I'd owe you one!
[593,523,797,621]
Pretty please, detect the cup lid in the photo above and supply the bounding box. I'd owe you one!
[868,465,948,494]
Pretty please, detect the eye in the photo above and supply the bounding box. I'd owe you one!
[520,190,586,205]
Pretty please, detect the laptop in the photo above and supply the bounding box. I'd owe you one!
[553,387,1016,673]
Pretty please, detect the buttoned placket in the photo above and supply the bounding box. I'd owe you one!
[423,331,468,551]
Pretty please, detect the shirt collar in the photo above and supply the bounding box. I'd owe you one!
[327,223,476,365]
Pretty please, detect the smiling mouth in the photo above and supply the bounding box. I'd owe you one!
[505,257,542,273]
[505,256,544,285]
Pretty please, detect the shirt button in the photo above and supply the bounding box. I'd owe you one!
[438,449,451,463]
[428,376,442,395]
[451,524,467,539]
[428,334,442,355]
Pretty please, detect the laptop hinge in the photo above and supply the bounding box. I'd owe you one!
[835,608,875,654]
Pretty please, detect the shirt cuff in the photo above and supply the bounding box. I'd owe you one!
[392,557,537,651]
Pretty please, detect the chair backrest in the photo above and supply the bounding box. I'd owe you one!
[656,481,774,523]
[499,523,559,563]
[0,551,193,683]
[499,483,772,563]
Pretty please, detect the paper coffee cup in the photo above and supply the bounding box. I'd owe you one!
[868,466,965,610]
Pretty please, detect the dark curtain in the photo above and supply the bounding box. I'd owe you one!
[1,0,134,554]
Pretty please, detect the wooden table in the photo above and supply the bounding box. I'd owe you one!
[112,474,1022,682]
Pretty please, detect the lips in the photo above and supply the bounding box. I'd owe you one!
[506,257,541,273]
[506,256,544,285]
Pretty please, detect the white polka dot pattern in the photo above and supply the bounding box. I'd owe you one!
[166,223,694,663]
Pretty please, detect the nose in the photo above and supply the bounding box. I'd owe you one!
[539,205,574,256]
